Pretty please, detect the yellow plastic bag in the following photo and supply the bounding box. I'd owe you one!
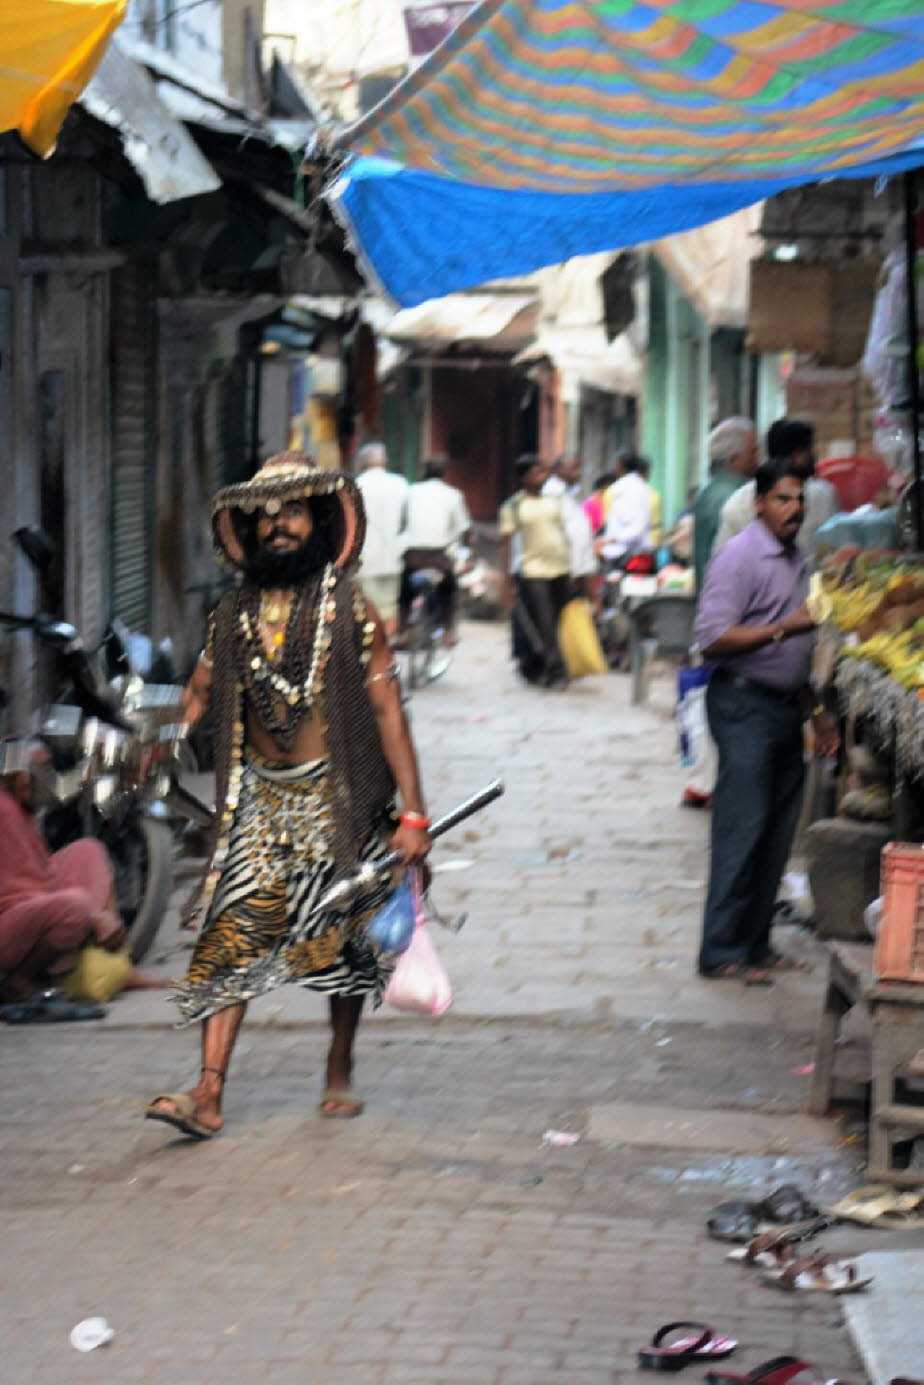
[558,598,607,678]
[59,945,132,1004]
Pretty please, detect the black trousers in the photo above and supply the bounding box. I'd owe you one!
[399,549,456,630]
[698,672,805,972]
[513,574,569,684]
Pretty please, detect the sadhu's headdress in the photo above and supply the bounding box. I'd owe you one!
[211,452,365,570]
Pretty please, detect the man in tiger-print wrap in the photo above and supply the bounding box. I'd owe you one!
[146,454,431,1137]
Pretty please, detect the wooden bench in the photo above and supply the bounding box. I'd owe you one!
[810,941,924,1186]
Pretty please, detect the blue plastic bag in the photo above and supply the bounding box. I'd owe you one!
[366,873,417,957]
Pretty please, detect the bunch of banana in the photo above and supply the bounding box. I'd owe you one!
[828,581,883,631]
[844,629,924,688]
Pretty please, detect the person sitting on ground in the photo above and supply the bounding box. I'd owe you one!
[398,456,471,647]
[0,754,126,1007]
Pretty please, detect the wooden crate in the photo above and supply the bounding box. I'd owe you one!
[875,842,924,983]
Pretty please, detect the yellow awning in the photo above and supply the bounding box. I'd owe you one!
[1,0,126,156]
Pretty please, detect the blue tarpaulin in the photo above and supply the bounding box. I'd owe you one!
[328,0,924,306]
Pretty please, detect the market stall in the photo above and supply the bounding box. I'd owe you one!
[807,552,924,1184]
[815,552,924,789]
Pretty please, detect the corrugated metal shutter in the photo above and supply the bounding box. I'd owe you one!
[110,261,155,630]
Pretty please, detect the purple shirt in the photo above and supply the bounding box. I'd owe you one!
[694,518,812,692]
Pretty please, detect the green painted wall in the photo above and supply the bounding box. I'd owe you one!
[641,260,708,526]
[382,365,423,479]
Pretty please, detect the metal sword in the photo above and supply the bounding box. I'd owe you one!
[315,778,505,912]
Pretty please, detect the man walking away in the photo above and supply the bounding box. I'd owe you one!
[694,458,838,983]
[713,419,837,561]
[499,455,570,687]
[399,457,471,646]
[356,442,408,636]
[692,418,757,591]
[543,454,597,598]
[597,454,653,564]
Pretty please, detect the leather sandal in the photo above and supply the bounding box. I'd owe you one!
[638,1322,737,1371]
[144,1092,217,1139]
[318,1088,364,1119]
[761,1251,872,1294]
[144,1065,225,1140]
[706,1356,851,1385]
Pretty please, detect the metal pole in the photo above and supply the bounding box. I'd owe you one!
[902,169,923,550]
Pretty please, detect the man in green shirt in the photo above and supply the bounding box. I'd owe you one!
[692,417,758,591]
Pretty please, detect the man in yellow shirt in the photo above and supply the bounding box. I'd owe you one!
[499,455,570,686]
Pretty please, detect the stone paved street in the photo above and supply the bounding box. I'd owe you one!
[0,623,867,1384]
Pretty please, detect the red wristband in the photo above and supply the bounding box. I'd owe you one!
[400,811,431,829]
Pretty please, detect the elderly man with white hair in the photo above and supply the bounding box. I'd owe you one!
[692,417,758,591]
[355,441,409,635]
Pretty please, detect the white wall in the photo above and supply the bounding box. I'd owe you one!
[123,0,224,89]
[264,0,409,119]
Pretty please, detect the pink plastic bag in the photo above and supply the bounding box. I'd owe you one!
[383,886,452,1015]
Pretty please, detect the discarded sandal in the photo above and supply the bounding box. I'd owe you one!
[318,1089,364,1119]
[0,992,105,1024]
[727,1232,797,1269]
[828,1184,924,1229]
[761,1182,820,1222]
[761,1251,871,1294]
[726,1216,831,1267]
[638,1322,737,1371]
[144,1092,217,1140]
[706,1355,849,1385]
[706,1200,764,1242]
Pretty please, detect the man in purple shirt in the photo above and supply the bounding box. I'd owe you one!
[694,458,838,983]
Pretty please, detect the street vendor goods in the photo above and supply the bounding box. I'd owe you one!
[817,551,924,689]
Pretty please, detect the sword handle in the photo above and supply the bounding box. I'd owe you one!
[376,778,505,874]
[318,780,505,912]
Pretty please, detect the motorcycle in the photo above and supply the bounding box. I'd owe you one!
[595,550,659,670]
[0,528,208,961]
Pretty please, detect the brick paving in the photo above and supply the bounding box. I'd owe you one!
[0,623,867,1384]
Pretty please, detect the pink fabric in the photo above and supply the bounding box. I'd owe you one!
[0,788,112,973]
[583,494,605,536]
[0,787,52,913]
[49,840,112,908]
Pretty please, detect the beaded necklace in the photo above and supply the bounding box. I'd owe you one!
[236,564,335,745]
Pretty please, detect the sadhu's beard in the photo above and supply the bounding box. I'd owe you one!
[242,526,333,587]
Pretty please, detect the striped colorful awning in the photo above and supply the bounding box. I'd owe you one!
[329,0,924,305]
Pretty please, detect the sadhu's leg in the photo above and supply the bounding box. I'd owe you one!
[320,993,365,1118]
[146,1001,246,1137]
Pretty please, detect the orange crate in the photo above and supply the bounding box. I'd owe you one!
[875,842,924,983]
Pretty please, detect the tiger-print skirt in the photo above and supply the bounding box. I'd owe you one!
[171,754,395,1025]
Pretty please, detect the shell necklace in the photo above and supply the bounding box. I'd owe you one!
[241,565,335,709]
